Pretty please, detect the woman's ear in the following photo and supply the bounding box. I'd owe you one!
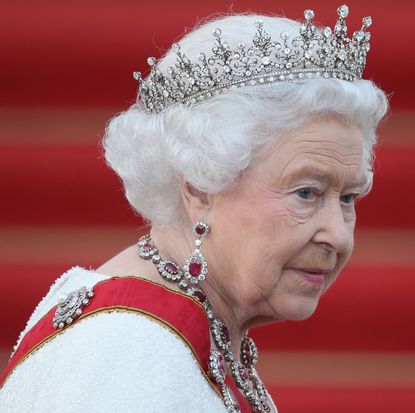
[181,180,213,223]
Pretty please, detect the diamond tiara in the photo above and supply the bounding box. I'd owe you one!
[133,4,372,114]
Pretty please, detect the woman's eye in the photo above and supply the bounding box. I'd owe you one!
[296,187,318,200]
[340,193,357,205]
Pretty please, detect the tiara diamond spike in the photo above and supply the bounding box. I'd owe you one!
[132,71,141,81]
[304,9,315,21]
[134,4,372,114]
[337,4,349,18]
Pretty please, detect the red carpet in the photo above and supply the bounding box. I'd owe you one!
[269,388,415,413]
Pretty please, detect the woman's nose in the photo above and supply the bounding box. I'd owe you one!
[312,199,355,254]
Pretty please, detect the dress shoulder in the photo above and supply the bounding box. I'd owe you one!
[10,266,110,356]
[0,268,227,412]
[0,311,226,412]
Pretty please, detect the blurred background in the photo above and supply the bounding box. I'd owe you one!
[1,0,414,412]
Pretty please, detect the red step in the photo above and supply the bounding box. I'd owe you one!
[269,387,415,413]
[1,2,412,108]
[1,264,414,354]
[1,144,414,227]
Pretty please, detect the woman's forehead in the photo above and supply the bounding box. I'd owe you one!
[280,116,363,145]
[272,118,364,160]
[252,119,368,185]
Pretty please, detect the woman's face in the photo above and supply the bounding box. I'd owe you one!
[206,116,369,325]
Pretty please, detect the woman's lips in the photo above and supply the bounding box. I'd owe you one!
[291,268,329,288]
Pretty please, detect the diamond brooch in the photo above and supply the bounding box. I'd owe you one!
[53,286,94,329]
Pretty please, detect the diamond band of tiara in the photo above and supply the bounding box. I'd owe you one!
[133,4,372,114]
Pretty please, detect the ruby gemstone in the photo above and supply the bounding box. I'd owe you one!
[189,262,202,277]
[241,367,249,381]
[195,225,206,235]
[220,325,230,343]
[193,290,207,303]
[165,262,178,274]
[218,354,226,375]
[143,242,153,251]
[242,341,253,364]
[245,350,253,365]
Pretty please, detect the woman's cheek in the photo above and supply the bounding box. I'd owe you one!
[342,204,357,224]
[284,196,319,225]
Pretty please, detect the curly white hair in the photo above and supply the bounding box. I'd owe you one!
[102,14,388,225]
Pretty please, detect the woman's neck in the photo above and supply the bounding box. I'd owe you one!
[150,225,247,358]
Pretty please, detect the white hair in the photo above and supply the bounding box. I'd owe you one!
[103,14,389,225]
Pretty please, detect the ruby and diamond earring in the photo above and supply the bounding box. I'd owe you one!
[183,221,209,285]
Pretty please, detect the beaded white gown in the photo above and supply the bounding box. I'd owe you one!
[0,266,228,413]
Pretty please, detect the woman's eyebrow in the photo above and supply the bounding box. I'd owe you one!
[282,166,330,184]
[282,166,371,190]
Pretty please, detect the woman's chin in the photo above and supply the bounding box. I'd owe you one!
[276,295,321,321]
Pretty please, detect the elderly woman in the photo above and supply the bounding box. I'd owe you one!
[0,5,387,413]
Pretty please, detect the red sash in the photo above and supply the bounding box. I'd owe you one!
[0,276,251,412]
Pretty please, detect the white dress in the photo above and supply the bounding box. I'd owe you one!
[0,266,228,413]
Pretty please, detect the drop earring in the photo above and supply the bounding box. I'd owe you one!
[183,221,209,285]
